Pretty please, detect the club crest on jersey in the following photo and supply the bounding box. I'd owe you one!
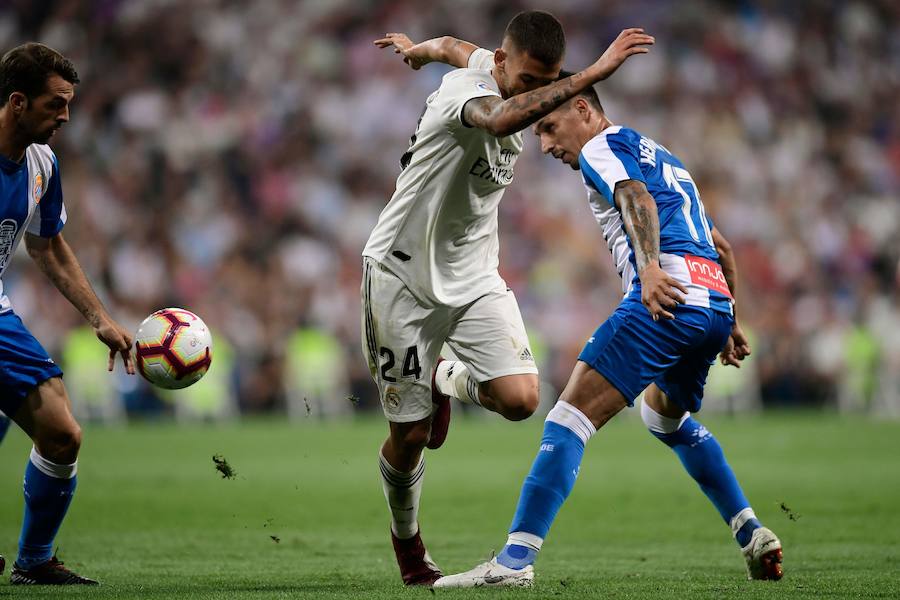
[384,388,402,411]
[32,173,43,204]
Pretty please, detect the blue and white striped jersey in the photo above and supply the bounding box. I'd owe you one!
[579,126,732,314]
[0,144,66,313]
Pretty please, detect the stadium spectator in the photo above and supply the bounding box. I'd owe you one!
[0,0,897,416]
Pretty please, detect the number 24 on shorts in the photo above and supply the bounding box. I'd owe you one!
[379,345,422,382]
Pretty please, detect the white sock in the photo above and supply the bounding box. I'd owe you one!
[379,451,425,539]
[546,401,597,444]
[30,446,77,478]
[434,361,481,406]
[506,531,543,551]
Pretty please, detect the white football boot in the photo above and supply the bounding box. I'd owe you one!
[432,557,534,589]
[741,527,783,580]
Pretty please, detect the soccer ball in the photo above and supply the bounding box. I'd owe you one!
[134,308,213,390]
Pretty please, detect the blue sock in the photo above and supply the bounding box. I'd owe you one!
[17,449,78,569]
[651,416,760,547]
[735,515,763,547]
[0,415,11,445]
[497,402,594,570]
[497,543,538,570]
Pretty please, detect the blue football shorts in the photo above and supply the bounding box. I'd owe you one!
[578,296,733,413]
[0,310,64,416]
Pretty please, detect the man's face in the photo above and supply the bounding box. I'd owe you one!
[16,73,74,144]
[533,100,594,169]
[494,43,561,98]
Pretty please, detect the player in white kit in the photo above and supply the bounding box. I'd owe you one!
[363,11,654,585]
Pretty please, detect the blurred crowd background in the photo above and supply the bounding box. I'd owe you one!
[1,0,898,421]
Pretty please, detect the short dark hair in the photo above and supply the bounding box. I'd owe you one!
[559,69,604,112]
[503,11,566,67]
[0,43,79,107]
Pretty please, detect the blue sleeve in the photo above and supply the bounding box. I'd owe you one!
[36,157,66,237]
[578,131,645,206]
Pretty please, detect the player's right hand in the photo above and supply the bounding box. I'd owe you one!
[591,28,655,81]
[374,33,430,70]
[639,263,687,321]
[94,317,136,375]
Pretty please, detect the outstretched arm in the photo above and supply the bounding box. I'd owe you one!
[374,33,478,70]
[462,28,653,137]
[615,179,687,321]
[25,232,135,374]
[712,226,751,367]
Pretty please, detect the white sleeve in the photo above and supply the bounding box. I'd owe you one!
[432,68,501,129]
[25,145,66,237]
[467,48,495,70]
[579,131,645,205]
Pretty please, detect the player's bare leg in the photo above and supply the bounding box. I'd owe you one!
[10,377,97,585]
[558,362,628,427]
[643,385,783,580]
[13,377,82,465]
[435,365,539,421]
[380,418,441,585]
[480,373,540,421]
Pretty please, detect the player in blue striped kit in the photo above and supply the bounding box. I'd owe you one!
[0,43,135,585]
[433,76,783,587]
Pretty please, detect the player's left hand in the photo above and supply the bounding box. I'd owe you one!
[94,318,135,375]
[374,33,430,70]
[720,321,751,367]
[640,263,687,321]
[591,28,655,80]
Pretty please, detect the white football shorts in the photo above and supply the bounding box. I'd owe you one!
[360,257,537,422]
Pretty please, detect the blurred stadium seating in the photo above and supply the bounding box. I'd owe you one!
[1,0,897,418]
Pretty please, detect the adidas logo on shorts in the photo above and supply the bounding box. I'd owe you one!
[519,347,534,362]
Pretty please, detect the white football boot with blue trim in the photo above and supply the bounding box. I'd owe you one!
[432,557,534,589]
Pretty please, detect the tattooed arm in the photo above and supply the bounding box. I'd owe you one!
[462,28,654,137]
[374,33,478,69]
[25,232,135,373]
[615,179,687,321]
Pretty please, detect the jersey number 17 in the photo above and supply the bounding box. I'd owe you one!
[662,162,714,247]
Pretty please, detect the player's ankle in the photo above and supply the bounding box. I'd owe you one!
[496,543,537,570]
[731,507,762,547]
[497,532,542,570]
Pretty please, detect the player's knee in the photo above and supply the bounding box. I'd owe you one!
[390,420,431,452]
[497,385,539,421]
[38,423,82,464]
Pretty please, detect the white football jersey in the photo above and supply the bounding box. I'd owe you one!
[363,49,524,308]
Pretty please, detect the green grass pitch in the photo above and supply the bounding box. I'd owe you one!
[1,412,898,598]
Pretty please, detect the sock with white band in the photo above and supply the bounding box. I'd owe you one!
[497,401,596,570]
[379,451,425,540]
[434,361,481,406]
[17,447,78,569]
[730,507,763,548]
[640,400,761,547]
